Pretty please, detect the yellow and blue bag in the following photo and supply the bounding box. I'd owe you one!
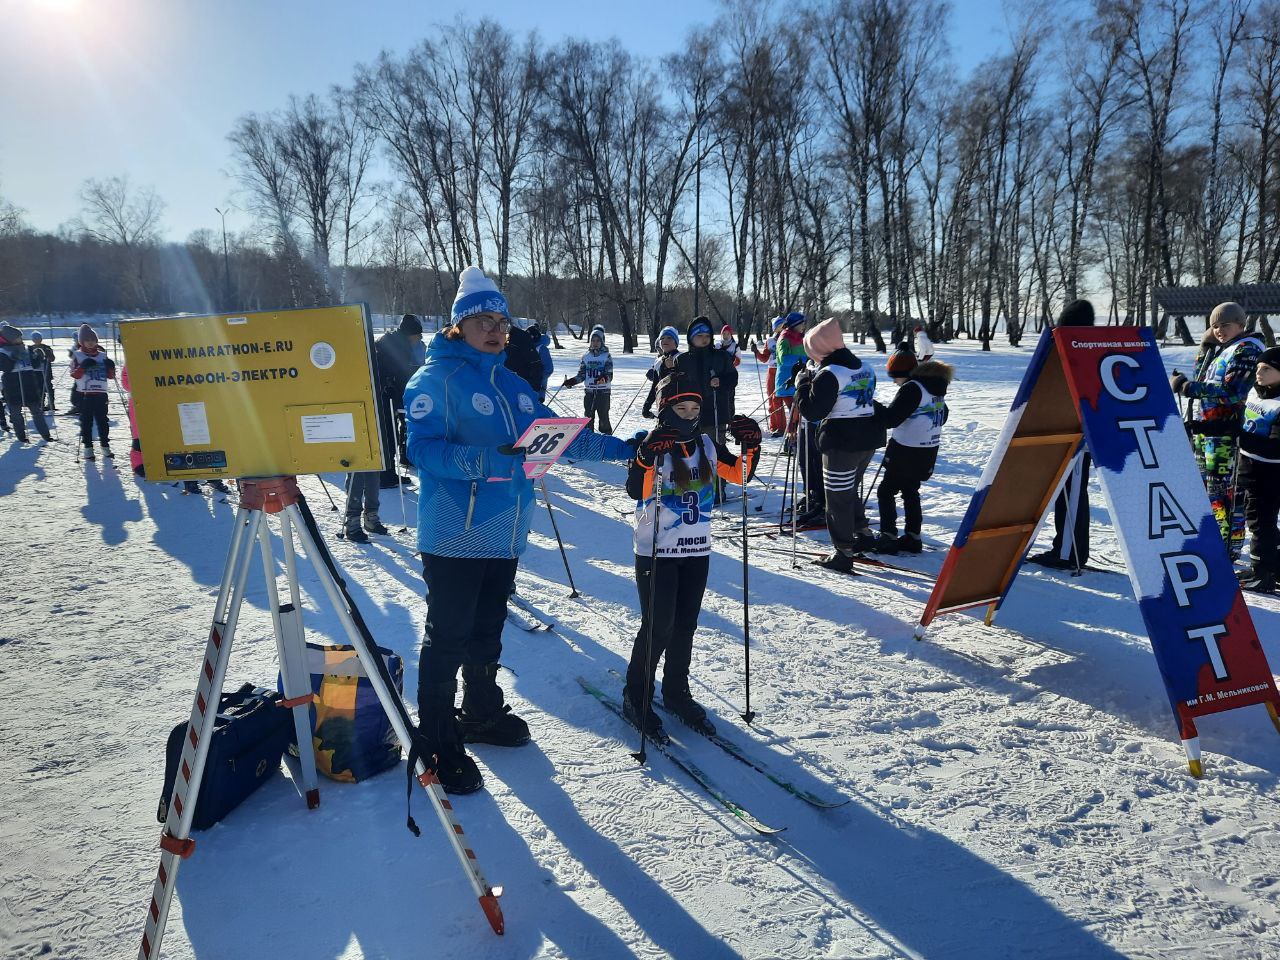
[282,643,403,783]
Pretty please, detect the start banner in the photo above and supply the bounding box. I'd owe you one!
[1055,327,1280,770]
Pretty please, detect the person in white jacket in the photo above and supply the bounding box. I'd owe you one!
[913,325,934,362]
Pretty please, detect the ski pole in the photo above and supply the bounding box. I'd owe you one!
[792,419,803,568]
[611,376,649,435]
[314,474,341,513]
[759,399,801,516]
[539,477,579,598]
[740,462,756,724]
[388,397,410,533]
[632,452,665,766]
[861,454,885,510]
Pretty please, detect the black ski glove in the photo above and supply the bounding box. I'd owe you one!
[80,357,98,369]
[637,426,682,466]
[1170,371,1188,395]
[728,415,762,449]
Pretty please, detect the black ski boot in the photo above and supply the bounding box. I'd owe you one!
[459,704,531,746]
[623,690,668,743]
[897,533,924,554]
[815,551,855,573]
[363,513,389,535]
[459,663,530,746]
[342,515,370,543]
[1239,565,1277,593]
[662,684,715,735]
[871,532,900,554]
[417,682,483,794]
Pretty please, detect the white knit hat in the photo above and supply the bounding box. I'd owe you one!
[451,266,510,323]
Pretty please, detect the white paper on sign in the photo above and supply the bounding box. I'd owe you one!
[177,402,211,446]
[301,413,356,444]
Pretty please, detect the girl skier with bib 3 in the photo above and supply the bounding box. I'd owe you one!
[623,372,761,740]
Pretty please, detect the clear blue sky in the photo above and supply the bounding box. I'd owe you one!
[0,0,1016,241]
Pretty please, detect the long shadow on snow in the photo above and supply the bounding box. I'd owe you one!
[176,761,638,960]
[0,442,45,498]
[81,456,143,545]
[518,602,1125,958]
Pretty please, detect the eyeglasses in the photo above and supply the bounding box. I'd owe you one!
[468,316,511,334]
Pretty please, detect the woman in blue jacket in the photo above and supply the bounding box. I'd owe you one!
[405,266,633,793]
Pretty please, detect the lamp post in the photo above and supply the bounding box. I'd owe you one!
[214,206,232,310]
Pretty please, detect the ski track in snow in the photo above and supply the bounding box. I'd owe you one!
[5,333,1280,959]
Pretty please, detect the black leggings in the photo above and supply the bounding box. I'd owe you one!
[79,393,109,445]
[417,554,518,733]
[877,468,922,537]
[625,553,710,705]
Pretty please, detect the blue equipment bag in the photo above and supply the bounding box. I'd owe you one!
[157,683,294,831]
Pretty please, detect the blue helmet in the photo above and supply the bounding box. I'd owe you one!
[784,311,806,328]
[770,315,786,332]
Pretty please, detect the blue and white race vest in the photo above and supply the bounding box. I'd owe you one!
[821,363,876,419]
[891,383,946,448]
[1242,388,1280,463]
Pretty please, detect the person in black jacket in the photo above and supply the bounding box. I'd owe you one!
[675,316,737,498]
[374,314,423,488]
[29,333,55,411]
[795,318,884,571]
[869,355,953,554]
[675,317,737,437]
[0,326,53,443]
[1029,300,1096,569]
[1238,348,1280,592]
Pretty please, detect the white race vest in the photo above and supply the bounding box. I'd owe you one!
[72,348,112,393]
[633,434,718,558]
[891,382,946,448]
[820,363,876,419]
[1242,387,1280,463]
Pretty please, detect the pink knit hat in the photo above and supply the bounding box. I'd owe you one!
[803,317,845,361]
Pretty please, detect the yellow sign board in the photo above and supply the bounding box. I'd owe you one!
[120,305,385,481]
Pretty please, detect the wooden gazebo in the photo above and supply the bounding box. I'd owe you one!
[1154,283,1280,346]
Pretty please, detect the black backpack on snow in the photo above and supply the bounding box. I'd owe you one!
[504,325,545,394]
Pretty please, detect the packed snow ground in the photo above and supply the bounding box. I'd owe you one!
[3,329,1280,960]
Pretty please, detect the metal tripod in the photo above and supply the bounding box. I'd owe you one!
[138,477,503,960]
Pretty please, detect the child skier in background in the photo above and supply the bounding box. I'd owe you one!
[69,323,115,460]
[0,326,54,443]
[641,325,681,420]
[29,333,55,411]
[1237,348,1280,592]
[563,324,614,433]
[795,318,883,571]
[870,350,953,554]
[1171,301,1263,553]
[623,373,761,739]
[913,324,934,362]
[750,315,787,436]
[774,312,808,437]
[718,324,741,367]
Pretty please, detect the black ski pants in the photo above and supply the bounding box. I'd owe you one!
[626,553,710,707]
[824,448,875,554]
[79,392,109,445]
[584,390,612,434]
[877,467,922,537]
[418,554,518,739]
[1241,456,1280,575]
[1050,452,1091,566]
[798,419,824,509]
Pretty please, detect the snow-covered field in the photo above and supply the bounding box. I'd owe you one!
[4,330,1280,960]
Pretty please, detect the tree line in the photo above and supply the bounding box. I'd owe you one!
[1,0,1278,351]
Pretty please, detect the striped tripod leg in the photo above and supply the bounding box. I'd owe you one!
[285,503,504,934]
[139,509,264,960]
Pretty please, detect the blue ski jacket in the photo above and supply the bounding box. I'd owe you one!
[537,333,554,396]
[404,331,631,558]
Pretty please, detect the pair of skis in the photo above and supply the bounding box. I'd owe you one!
[577,673,847,836]
[506,593,553,633]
